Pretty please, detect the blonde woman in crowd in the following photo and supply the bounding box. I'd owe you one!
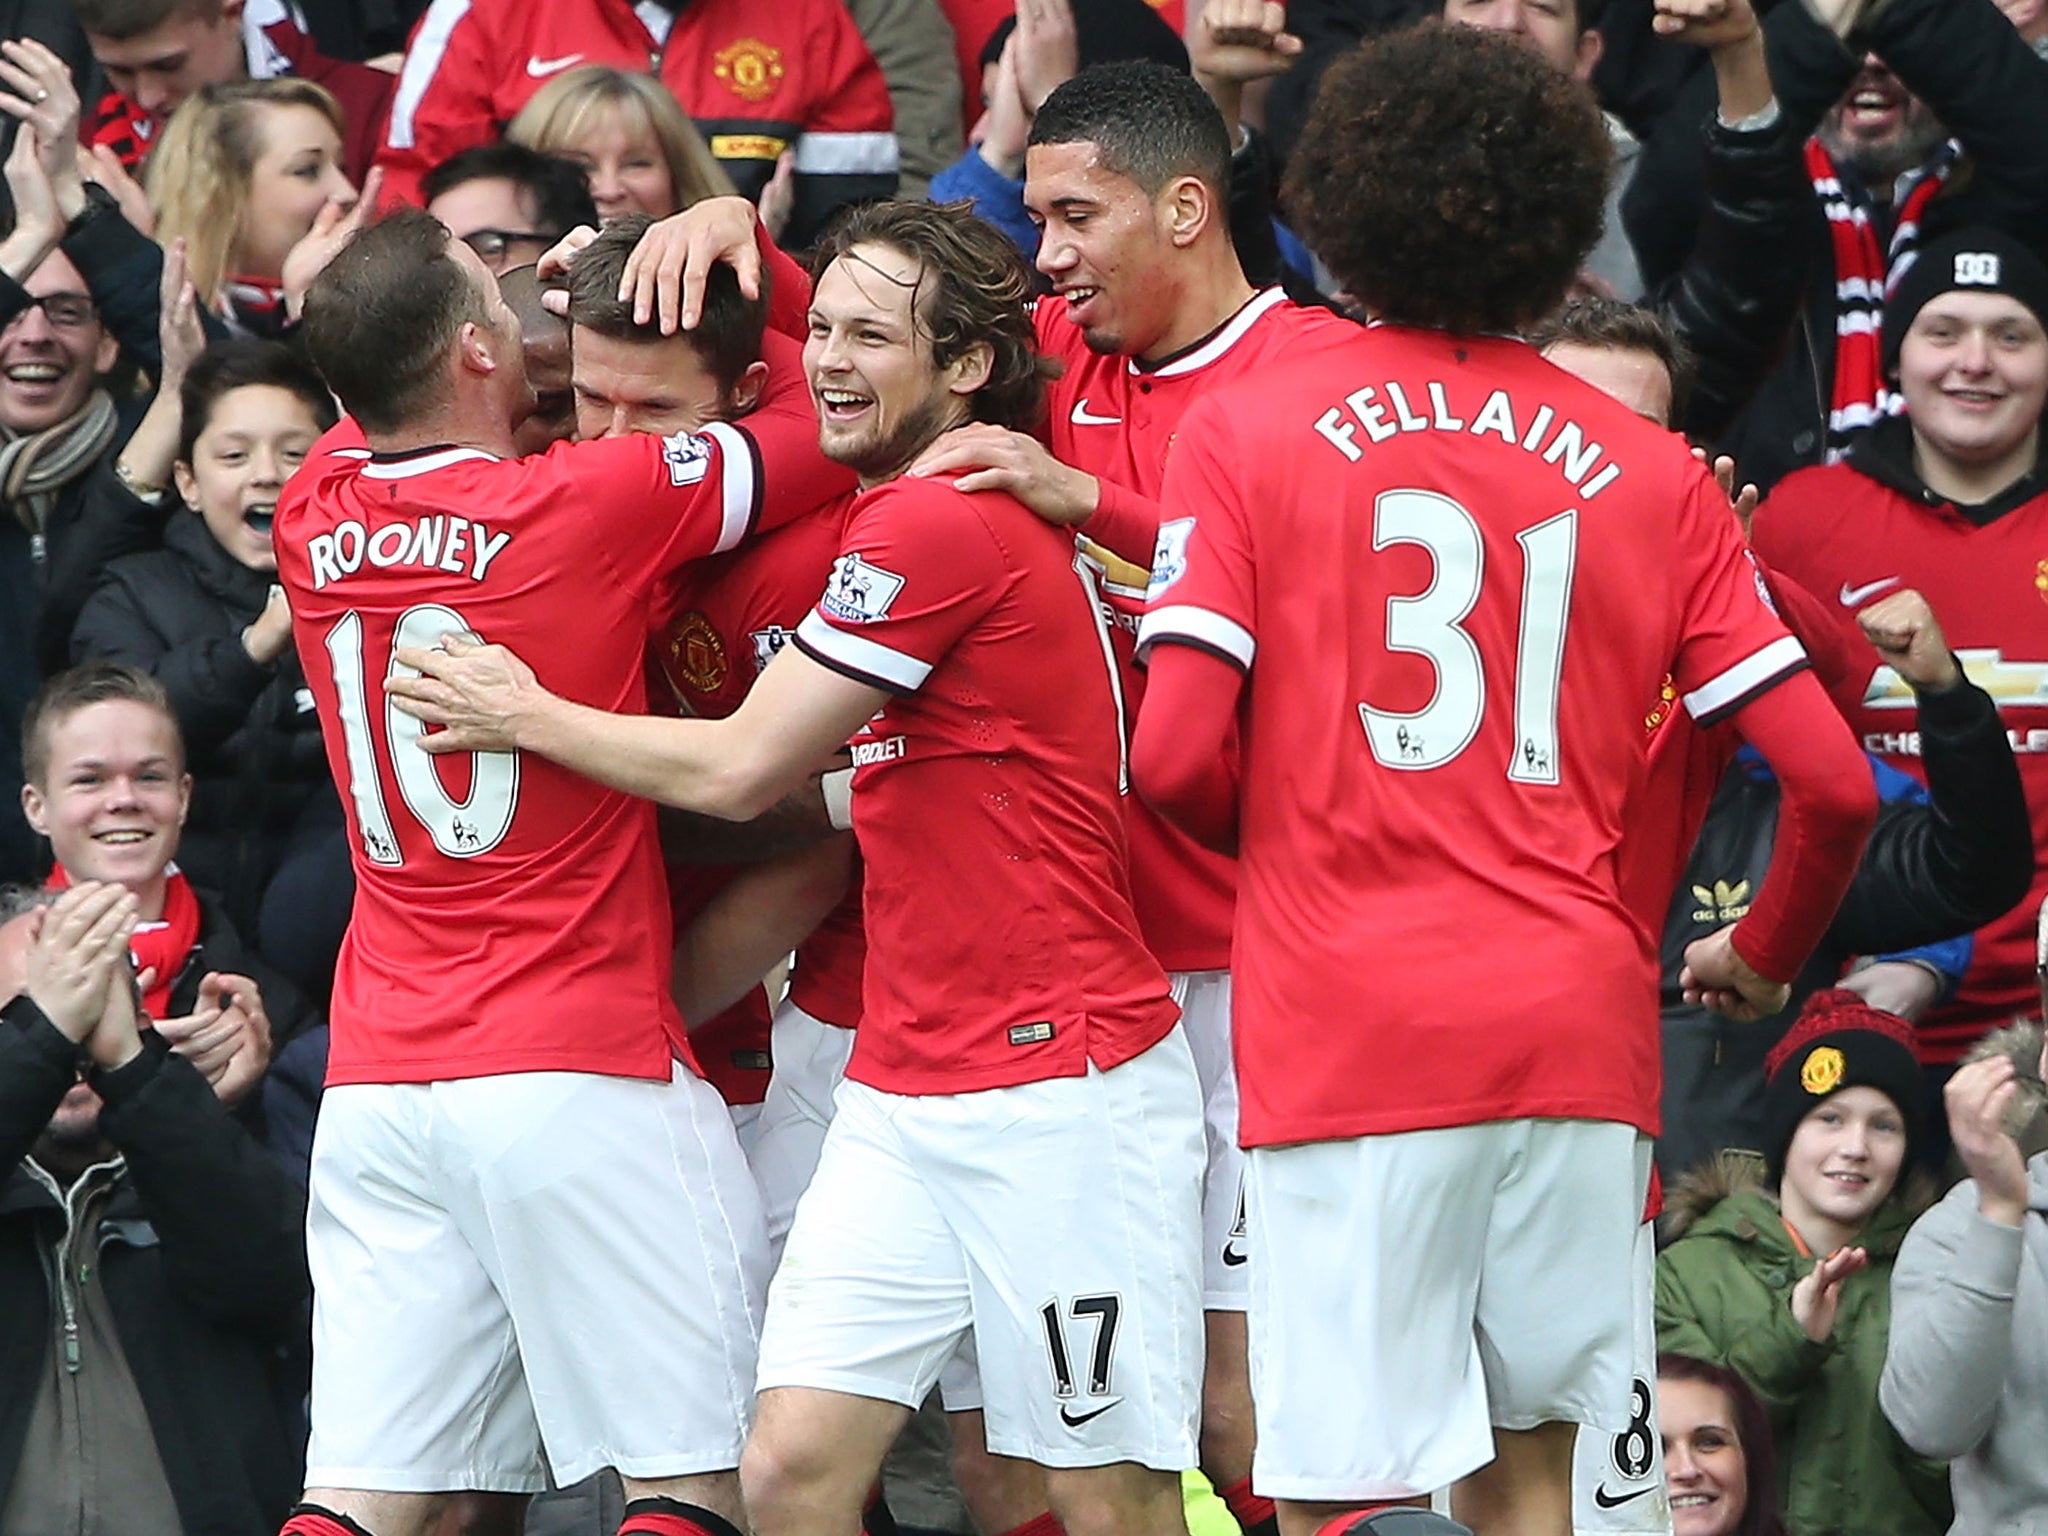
[146,79,356,339]
[508,65,735,224]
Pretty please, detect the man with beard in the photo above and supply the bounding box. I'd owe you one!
[389,198,1209,1536]
[1624,0,2048,490]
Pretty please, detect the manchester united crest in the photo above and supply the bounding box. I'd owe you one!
[667,612,729,694]
[714,38,785,103]
[2035,559,2048,606]
[1643,673,1678,734]
[1800,1045,1846,1096]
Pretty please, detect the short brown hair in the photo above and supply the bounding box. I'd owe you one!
[1285,24,1610,335]
[75,0,210,39]
[1528,297,1694,425]
[1030,62,1232,204]
[810,201,1053,433]
[567,212,769,394]
[22,663,180,787]
[301,209,495,435]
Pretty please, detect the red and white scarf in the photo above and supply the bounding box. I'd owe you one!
[1805,136,1959,460]
[45,864,200,1020]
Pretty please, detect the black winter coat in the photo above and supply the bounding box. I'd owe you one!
[1,186,208,882]
[70,509,335,933]
[1651,101,1814,442]
[1624,0,2048,491]
[0,1001,310,1536]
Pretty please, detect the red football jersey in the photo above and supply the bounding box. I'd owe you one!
[1138,328,1809,1145]
[278,421,780,1086]
[653,488,860,1102]
[1618,562,1867,932]
[377,0,896,235]
[791,474,1176,1094]
[1753,461,2048,1058]
[1041,289,1365,971]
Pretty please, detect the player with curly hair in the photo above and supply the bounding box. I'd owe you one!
[1135,24,1877,1536]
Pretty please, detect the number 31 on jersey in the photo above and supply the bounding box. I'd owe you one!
[1360,489,1576,785]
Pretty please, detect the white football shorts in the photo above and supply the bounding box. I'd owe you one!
[747,998,858,1258]
[1571,1220,1670,1536]
[304,1067,770,1491]
[757,1029,1207,1470]
[1248,1118,1650,1500]
[1173,969,1249,1311]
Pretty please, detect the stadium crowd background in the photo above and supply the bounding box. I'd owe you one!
[0,0,2046,1535]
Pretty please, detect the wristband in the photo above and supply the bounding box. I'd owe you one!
[822,766,855,831]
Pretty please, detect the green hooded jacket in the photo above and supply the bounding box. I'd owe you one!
[1654,1157,1952,1536]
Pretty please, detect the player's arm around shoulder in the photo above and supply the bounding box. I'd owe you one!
[529,420,770,584]
[388,628,883,822]
[1129,404,1254,851]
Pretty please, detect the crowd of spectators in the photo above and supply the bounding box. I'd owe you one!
[1,0,2046,1534]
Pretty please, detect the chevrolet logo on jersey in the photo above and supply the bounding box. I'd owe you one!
[1076,535,1151,601]
[1864,648,2048,708]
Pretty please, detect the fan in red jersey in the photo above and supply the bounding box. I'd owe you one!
[271,208,839,1536]
[1753,226,2048,1117]
[373,0,897,245]
[390,199,1207,1536]
[1132,26,1875,1536]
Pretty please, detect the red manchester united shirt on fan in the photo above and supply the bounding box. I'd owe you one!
[378,0,897,242]
[1753,446,2048,1058]
[278,422,781,1087]
[1138,327,1809,1146]
[792,474,1176,1095]
[1040,287,1365,971]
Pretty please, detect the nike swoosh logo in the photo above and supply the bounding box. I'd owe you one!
[1070,398,1122,426]
[1593,1485,1656,1510]
[1838,576,1901,607]
[526,53,585,77]
[1059,1399,1121,1427]
[1222,1241,1248,1267]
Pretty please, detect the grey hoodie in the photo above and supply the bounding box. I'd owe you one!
[1880,1147,2048,1536]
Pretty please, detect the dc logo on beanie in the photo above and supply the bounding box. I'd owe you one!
[1955,251,2002,286]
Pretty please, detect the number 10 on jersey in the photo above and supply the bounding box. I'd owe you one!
[325,604,521,865]
[1359,490,1576,785]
